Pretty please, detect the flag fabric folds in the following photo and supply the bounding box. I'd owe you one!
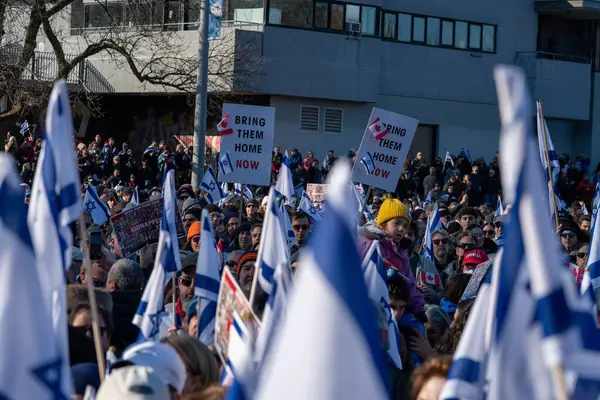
[536,100,563,221]
[360,152,376,175]
[0,154,71,399]
[494,197,504,218]
[298,191,322,222]
[422,203,442,264]
[219,151,235,176]
[83,184,111,225]
[28,80,81,398]
[130,186,140,206]
[368,117,389,140]
[218,113,234,136]
[194,209,220,345]
[235,183,253,200]
[201,167,225,204]
[254,162,388,400]
[444,151,454,168]
[274,152,294,203]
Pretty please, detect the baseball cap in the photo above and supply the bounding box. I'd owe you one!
[462,249,489,266]
[120,341,186,394]
[97,366,169,400]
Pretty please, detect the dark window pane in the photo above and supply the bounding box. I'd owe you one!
[469,24,482,49]
[315,2,328,29]
[84,3,125,28]
[482,25,495,52]
[441,20,453,45]
[455,21,468,49]
[397,13,411,42]
[383,13,397,39]
[426,17,440,45]
[269,0,313,28]
[361,6,376,36]
[331,4,344,30]
[413,16,425,42]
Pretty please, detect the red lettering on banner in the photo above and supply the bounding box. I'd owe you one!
[372,168,390,178]
[235,160,260,170]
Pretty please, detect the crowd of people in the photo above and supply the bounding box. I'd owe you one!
[3,127,600,400]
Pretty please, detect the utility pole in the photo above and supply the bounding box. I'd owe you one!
[192,0,210,191]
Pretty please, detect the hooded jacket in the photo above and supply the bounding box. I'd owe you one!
[357,222,425,318]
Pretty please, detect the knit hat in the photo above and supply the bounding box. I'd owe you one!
[187,221,201,240]
[182,197,202,213]
[376,199,411,226]
[235,250,257,273]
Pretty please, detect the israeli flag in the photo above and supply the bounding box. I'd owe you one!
[254,162,388,400]
[444,151,454,167]
[219,151,235,176]
[20,119,29,134]
[350,183,374,222]
[130,186,139,206]
[494,197,504,218]
[194,209,220,345]
[423,191,433,208]
[27,80,81,398]
[83,184,111,225]
[256,187,291,296]
[235,183,253,200]
[461,148,472,164]
[592,182,600,233]
[322,152,331,169]
[298,191,322,222]
[582,186,600,317]
[360,151,376,175]
[133,170,181,340]
[422,203,442,263]
[280,202,296,248]
[0,154,71,399]
[200,167,225,204]
[224,311,255,398]
[361,241,402,369]
[274,151,294,203]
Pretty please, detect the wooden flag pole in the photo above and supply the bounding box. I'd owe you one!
[538,100,560,228]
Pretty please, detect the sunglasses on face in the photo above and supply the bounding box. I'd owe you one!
[458,243,475,250]
[561,232,576,239]
[191,236,200,243]
[483,230,495,237]
[292,224,309,232]
[180,276,194,287]
[433,238,449,245]
[577,252,588,259]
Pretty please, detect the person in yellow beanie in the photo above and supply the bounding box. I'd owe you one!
[358,198,426,323]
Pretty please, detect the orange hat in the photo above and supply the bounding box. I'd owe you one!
[187,221,201,240]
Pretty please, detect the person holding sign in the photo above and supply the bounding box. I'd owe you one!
[357,198,426,323]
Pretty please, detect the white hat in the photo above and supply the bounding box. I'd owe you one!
[97,366,169,400]
[121,341,186,394]
[261,196,269,207]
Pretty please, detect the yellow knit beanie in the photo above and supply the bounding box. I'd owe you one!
[376,199,410,226]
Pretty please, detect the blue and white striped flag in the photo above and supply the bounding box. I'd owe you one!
[360,151,376,175]
[281,201,296,248]
[422,204,442,263]
[494,196,504,218]
[219,151,235,176]
[351,183,374,223]
[274,151,294,203]
[591,182,600,234]
[255,187,291,296]
[461,148,472,164]
[83,184,111,225]
[223,311,255,399]
[20,119,29,134]
[194,209,220,345]
[423,191,433,208]
[298,191,322,222]
[235,183,253,200]
[254,162,388,399]
[130,186,139,206]
[200,167,225,204]
[361,241,402,369]
[444,151,454,168]
[0,154,70,399]
[133,170,181,340]
[27,80,80,398]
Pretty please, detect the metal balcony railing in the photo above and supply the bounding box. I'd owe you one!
[0,45,115,93]
[516,51,591,64]
[71,19,263,35]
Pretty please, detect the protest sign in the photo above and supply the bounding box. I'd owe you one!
[351,108,419,192]
[215,267,261,364]
[110,199,185,257]
[218,104,275,186]
[459,257,493,302]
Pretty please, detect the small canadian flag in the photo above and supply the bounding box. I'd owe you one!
[217,113,234,136]
[420,270,442,287]
[368,117,389,140]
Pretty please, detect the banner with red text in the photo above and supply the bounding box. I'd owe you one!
[351,108,419,192]
[218,103,275,186]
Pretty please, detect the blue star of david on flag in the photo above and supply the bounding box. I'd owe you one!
[360,152,376,175]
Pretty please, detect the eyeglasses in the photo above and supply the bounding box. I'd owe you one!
[483,230,495,237]
[180,276,194,287]
[433,238,449,245]
[292,224,309,232]
[577,252,588,259]
[458,243,475,250]
[561,231,576,239]
[191,236,200,243]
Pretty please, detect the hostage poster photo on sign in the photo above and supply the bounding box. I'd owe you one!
[218,103,275,186]
[351,108,419,192]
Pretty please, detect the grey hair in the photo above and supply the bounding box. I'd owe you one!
[425,304,452,327]
[107,259,143,291]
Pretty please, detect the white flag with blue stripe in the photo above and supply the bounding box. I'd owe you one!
[133,169,181,340]
[591,182,600,232]
[130,186,139,206]
[461,148,472,164]
[254,162,388,400]
[361,241,402,369]
[201,167,225,204]
[360,151,376,175]
[194,209,220,345]
[219,151,235,176]
[298,191,322,222]
[235,183,253,200]
[494,197,504,218]
[422,203,442,263]
[27,80,81,398]
[255,187,291,296]
[0,154,71,399]
[20,119,29,134]
[281,202,296,248]
[274,151,294,203]
[83,184,111,225]
[444,151,454,168]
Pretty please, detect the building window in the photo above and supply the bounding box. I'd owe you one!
[397,13,411,42]
[330,4,344,30]
[269,0,313,28]
[323,108,343,134]
[413,16,425,42]
[482,24,495,52]
[383,13,396,39]
[426,17,440,46]
[455,21,468,49]
[228,0,264,23]
[300,106,320,132]
[84,2,125,28]
[441,20,453,46]
[469,24,482,49]
[315,2,328,29]
[361,6,376,36]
